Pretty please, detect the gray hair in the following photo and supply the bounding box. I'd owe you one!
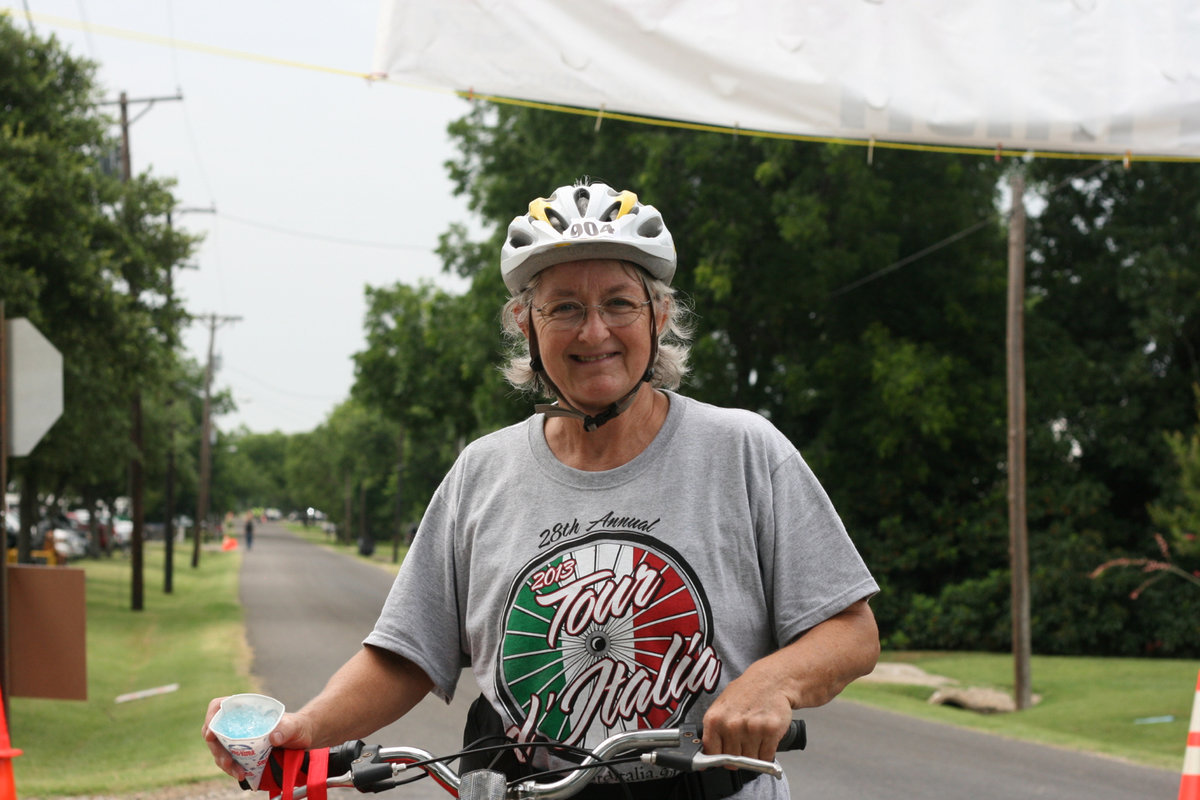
[500,264,693,397]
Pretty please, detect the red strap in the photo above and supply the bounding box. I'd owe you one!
[305,747,329,800]
[280,749,304,800]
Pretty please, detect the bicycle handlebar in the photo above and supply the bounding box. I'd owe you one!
[297,719,807,800]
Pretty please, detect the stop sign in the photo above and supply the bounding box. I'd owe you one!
[6,318,63,457]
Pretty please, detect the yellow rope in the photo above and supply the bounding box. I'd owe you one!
[10,8,1199,165]
[441,88,1200,164]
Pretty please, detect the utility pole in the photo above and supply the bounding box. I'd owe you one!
[392,428,405,564]
[193,313,240,568]
[106,89,182,611]
[1007,171,1032,710]
[0,301,8,717]
[163,206,213,594]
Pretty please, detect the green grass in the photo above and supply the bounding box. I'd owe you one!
[10,543,256,797]
[8,540,1198,796]
[842,651,1200,770]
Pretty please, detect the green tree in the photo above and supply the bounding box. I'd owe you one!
[284,428,340,529]
[1151,389,1200,562]
[280,401,401,545]
[1019,160,1200,654]
[0,17,198,585]
[352,279,524,529]
[209,428,290,514]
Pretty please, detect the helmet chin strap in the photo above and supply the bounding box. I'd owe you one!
[530,299,659,433]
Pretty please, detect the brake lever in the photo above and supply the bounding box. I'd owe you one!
[687,753,783,778]
[639,728,783,779]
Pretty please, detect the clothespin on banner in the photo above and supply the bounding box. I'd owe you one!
[867,136,875,165]
[595,104,605,133]
[1123,150,1132,170]
[995,143,1003,164]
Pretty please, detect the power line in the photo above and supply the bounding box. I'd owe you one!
[223,364,344,402]
[218,212,435,251]
[826,160,1117,299]
[827,218,997,300]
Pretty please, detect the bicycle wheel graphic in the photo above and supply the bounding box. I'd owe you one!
[498,532,712,749]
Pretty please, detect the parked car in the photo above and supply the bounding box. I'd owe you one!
[39,516,87,560]
[50,525,88,559]
[111,518,133,548]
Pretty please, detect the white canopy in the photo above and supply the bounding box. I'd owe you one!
[373,0,1200,159]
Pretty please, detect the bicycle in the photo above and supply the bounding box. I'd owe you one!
[243,719,806,800]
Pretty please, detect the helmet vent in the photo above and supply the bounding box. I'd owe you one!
[599,201,621,222]
[573,187,591,216]
[544,207,569,233]
[637,216,663,238]
[508,230,533,248]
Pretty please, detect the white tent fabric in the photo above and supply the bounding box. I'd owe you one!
[373,0,1200,159]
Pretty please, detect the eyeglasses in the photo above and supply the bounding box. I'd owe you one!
[534,297,652,331]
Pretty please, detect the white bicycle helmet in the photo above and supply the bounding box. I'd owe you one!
[500,181,676,294]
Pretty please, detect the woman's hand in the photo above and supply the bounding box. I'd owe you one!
[702,598,879,762]
[201,698,314,780]
[700,667,794,763]
[202,646,436,780]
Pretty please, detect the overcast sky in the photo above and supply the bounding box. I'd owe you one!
[14,1,476,435]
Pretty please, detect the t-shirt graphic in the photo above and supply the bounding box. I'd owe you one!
[497,530,721,750]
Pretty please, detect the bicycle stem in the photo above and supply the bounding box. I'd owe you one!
[509,729,682,800]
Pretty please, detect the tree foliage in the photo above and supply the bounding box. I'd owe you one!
[365,101,1198,656]
[1,16,201,557]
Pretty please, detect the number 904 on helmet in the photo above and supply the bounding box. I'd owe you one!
[500,181,676,295]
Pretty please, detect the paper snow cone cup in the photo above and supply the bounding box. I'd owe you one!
[210,693,285,789]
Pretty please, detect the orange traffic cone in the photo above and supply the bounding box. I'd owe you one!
[1182,670,1200,800]
[0,686,24,800]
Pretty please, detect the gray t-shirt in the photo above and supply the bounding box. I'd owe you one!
[366,392,877,799]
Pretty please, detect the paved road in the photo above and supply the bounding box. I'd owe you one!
[240,522,1181,799]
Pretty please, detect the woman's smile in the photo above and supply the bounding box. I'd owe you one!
[572,351,618,364]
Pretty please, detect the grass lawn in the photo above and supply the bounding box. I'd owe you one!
[6,535,1196,796]
[842,651,1198,771]
[10,542,256,797]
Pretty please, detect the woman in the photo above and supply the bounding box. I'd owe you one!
[205,180,879,799]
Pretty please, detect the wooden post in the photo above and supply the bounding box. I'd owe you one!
[118,91,147,611]
[1007,172,1033,710]
[392,428,404,564]
[194,314,215,568]
[0,300,8,716]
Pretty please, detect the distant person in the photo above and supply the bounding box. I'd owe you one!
[243,513,254,551]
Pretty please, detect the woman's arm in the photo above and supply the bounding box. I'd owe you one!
[203,645,434,778]
[701,598,879,763]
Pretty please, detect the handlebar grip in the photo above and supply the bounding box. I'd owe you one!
[328,740,365,774]
[777,719,806,752]
[691,718,806,752]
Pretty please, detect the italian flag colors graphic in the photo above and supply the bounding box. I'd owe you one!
[498,533,718,750]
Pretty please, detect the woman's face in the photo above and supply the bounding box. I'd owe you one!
[523,259,658,415]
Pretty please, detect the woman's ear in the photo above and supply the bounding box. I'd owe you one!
[655,295,671,330]
[515,303,530,338]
